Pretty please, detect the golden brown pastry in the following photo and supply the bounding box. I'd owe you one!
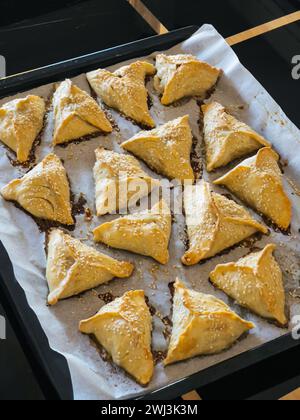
[121,115,194,181]
[214,147,292,230]
[87,61,156,128]
[52,79,112,145]
[94,200,172,264]
[210,244,287,326]
[1,154,74,225]
[164,279,255,365]
[79,290,154,385]
[94,148,160,216]
[47,229,134,305]
[182,180,268,266]
[0,95,45,162]
[154,54,221,106]
[202,102,270,171]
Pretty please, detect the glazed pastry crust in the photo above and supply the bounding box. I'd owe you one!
[202,102,270,171]
[52,79,112,145]
[0,95,45,162]
[93,148,160,216]
[47,229,134,305]
[1,154,74,225]
[121,115,194,181]
[214,147,292,230]
[210,244,287,326]
[94,200,172,264]
[182,181,268,266]
[87,61,156,128]
[154,54,221,106]
[164,280,254,365]
[79,290,154,385]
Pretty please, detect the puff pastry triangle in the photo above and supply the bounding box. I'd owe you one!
[94,148,160,216]
[164,280,255,365]
[0,95,45,162]
[154,54,221,106]
[1,154,74,225]
[46,229,134,305]
[52,79,112,145]
[121,115,194,181]
[79,290,154,385]
[210,244,287,326]
[182,180,268,266]
[202,102,270,171]
[87,61,156,128]
[214,147,292,230]
[94,200,172,264]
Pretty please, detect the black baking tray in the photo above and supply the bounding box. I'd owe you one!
[0,26,299,401]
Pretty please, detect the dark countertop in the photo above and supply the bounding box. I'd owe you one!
[0,302,44,400]
[0,0,155,75]
[143,0,299,37]
[0,0,300,400]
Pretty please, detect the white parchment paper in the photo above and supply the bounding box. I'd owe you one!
[0,25,300,400]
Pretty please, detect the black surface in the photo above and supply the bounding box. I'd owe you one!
[197,343,300,400]
[0,302,44,400]
[0,1,86,26]
[0,0,155,76]
[143,0,299,37]
[0,243,74,400]
[0,26,198,98]
[249,374,300,400]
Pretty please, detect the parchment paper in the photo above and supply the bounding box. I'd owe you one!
[0,25,300,400]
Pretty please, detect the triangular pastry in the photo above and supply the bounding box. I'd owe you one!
[154,54,221,106]
[46,229,134,305]
[214,147,292,230]
[0,95,45,162]
[210,244,287,326]
[79,290,154,385]
[94,200,172,264]
[52,79,112,145]
[94,148,160,216]
[182,180,268,266]
[164,280,255,365]
[202,102,270,171]
[1,154,74,225]
[121,115,194,181]
[87,61,156,128]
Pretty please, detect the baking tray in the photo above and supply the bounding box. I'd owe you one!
[0,26,299,401]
